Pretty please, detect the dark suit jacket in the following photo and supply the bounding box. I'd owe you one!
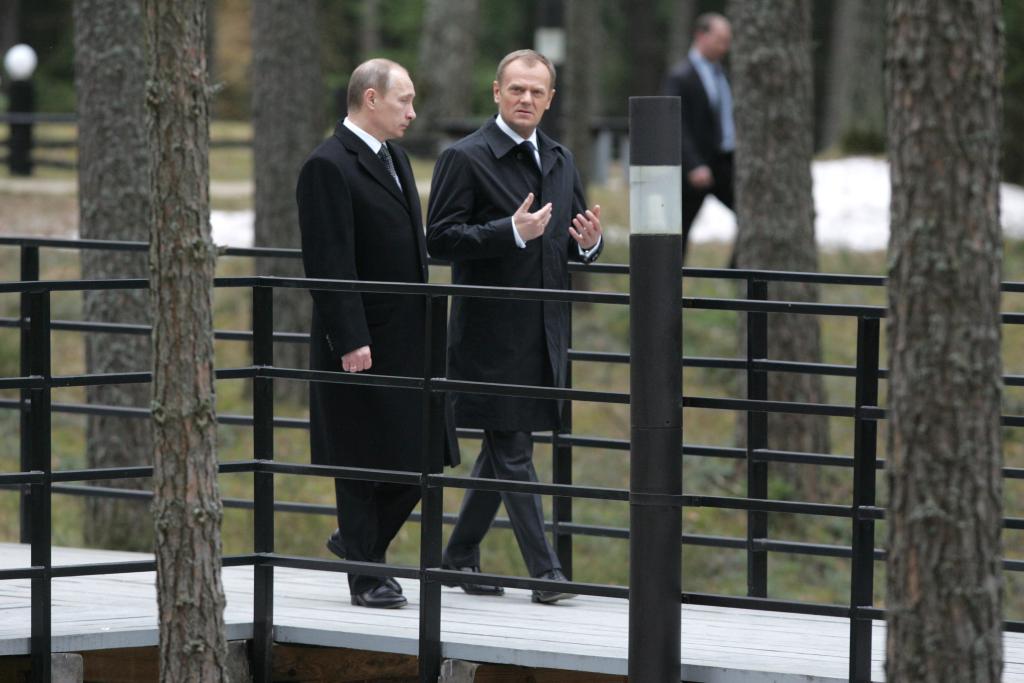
[426,117,602,431]
[296,122,457,471]
[662,56,724,174]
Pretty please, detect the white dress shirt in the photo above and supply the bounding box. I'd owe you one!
[344,117,402,189]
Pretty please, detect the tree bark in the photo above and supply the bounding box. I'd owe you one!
[820,0,885,153]
[562,0,600,189]
[0,0,20,63]
[626,0,662,97]
[144,0,229,680]
[413,0,478,151]
[665,0,696,67]
[729,0,830,493]
[360,0,381,58]
[251,0,322,404]
[885,1,1004,680]
[73,0,154,552]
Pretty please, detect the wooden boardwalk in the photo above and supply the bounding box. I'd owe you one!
[2,544,1023,682]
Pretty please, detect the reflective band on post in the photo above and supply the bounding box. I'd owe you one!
[629,165,683,235]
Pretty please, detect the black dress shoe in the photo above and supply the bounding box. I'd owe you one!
[350,583,407,609]
[327,529,402,594]
[441,563,504,596]
[531,568,576,604]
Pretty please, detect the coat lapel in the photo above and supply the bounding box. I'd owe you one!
[392,145,429,280]
[335,124,409,210]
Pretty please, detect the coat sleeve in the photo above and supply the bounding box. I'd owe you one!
[566,161,603,264]
[426,146,519,261]
[295,155,370,357]
[661,68,705,174]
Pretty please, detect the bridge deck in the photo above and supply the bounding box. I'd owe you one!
[2,544,1022,682]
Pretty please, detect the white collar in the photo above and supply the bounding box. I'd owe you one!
[495,115,539,151]
[343,117,384,154]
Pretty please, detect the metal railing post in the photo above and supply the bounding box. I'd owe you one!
[746,279,768,598]
[252,286,275,683]
[418,295,447,682]
[849,317,880,682]
[28,289,51,683]
[20,245,39,544]
[551,277,573,578]
[627,96,683,683]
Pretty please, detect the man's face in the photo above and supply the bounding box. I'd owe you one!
[697,20,732,62]
[493,59,555,138]
[368,69,416,140]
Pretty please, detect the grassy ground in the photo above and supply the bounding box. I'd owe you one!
[2,122,1023,618]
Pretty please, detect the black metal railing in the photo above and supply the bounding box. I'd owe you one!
[1,235,1023,683]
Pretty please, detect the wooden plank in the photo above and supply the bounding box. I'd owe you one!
[2,543,1024,683]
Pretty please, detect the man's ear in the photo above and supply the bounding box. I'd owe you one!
[492,81,501,104]
[365,88,377,109]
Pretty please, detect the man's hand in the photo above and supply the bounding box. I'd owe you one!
[570,204,602,251]
[341,345,372,372]
[687,165,714,190]
[512,192,552,241]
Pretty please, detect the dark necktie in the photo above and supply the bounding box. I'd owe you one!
[517,140,540,171]
[377,144,402,190]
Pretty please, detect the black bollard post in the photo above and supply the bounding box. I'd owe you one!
[627,96,683,683]
[8,79,35,176]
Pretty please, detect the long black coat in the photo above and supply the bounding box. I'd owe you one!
[426,117,602,431]
[662,56,724,174]
[296,122,457,471]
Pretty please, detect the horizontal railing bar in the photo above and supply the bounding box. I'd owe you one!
[430,474,629,501]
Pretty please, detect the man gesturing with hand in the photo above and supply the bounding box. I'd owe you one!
[426,49,602,604]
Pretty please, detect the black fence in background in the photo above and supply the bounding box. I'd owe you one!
[1,236,1024,683]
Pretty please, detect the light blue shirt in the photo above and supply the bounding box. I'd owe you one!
[688,48,735,153]
[494,115,601,258]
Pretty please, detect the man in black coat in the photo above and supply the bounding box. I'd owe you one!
[296,58,456,609]
[426,49,603,604]
[661,12,735,263]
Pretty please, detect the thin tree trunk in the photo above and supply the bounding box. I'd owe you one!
[821,0,885,153]
[413,0,478,151]
[0,0,19,62]
[666,0,696,66]
[729,0,829,495]
[563,0,599,189]
[251,0,321,404]
[626,0,662,97]
[360,0,382,58]
[144,0,228,680]
[885,0,1004,679]
[73,0,154,552]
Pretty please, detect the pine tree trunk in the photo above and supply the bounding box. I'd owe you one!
[627,0,662,96]
[251,0,321,404]
[821,0,885,153]
[413,0,478,151]
[665,0,696,66]
[144,0,229,680]
[729,0,830,493]
[73,0,154,552]
[360,0,382,58]
[0,0,19,62]
[885,1,1004,679]
[563,0,599,189]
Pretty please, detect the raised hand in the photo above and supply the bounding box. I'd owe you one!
[512,192,553,242]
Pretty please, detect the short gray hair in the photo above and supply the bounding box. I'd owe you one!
[347,58,404,112]
[495,49,556,89]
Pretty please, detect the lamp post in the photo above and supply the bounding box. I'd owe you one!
[4,43,38,176]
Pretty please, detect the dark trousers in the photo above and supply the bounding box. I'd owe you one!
[682,151,734,264]
[443,430,560,578]
[335,479,420,593]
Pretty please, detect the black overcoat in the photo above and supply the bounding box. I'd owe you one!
[426,117,602,431]
[296,122,458,471]
[662,56,722,174]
